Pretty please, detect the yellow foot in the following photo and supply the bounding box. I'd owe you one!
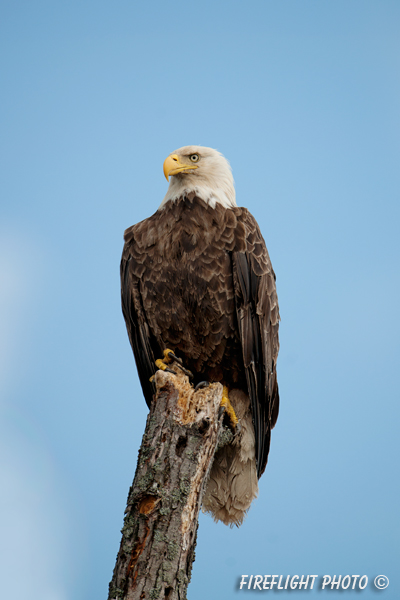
[150,349,193,381]
[151,348,175,377]
[160,348,175,365]
[220,386,239,428]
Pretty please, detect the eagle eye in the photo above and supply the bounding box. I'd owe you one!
[189,154,200,163]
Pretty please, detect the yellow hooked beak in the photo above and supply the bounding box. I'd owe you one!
[163,154,199,181]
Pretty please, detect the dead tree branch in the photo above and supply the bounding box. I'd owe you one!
[108,369,227,600]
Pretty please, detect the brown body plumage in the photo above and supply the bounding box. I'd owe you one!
[121,146,280,525]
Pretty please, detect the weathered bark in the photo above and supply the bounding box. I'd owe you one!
[108,369,229,600]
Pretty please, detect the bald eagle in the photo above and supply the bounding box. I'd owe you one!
[121,146,280,525]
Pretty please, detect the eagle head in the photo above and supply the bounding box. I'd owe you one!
[160,145,237,210]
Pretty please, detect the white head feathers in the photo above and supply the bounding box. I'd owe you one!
[159,145,237,210]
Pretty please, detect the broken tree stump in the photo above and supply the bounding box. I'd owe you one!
[108,368,229,600]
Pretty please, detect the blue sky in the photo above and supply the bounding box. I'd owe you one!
[1,1,399,598]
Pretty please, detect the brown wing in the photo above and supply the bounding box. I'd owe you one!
[232,209,280,478]
[120,234,160,408]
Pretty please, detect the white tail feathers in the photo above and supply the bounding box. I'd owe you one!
[202,390,258,526]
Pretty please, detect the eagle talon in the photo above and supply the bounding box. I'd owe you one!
[173,362,193,378]
[194,381,210,391]
[165,350,183,365]
[155,358,176,374]
[159,349,193,378]
[155,350,192,378]
[161,348,175,364]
